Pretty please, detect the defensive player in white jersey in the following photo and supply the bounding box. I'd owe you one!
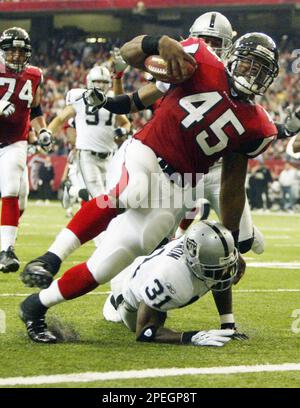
[41,65,130,198]
[109,221,249,346]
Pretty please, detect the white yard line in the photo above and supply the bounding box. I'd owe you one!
[1,363,300,386]
[247,262,300,269]
[1,289,300,298]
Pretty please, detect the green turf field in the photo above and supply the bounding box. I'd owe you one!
[0,202,300,388]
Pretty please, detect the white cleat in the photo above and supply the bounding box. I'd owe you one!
[103,294,122,323]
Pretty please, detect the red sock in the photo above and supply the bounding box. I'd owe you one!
[1,197,20,226]
[58,262,98,300]
[179,207,198,231]
[67,195,118,244]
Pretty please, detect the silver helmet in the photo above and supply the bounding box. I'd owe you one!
[86,65,112,94]
[184,220,239,291]
[189,12,233,59]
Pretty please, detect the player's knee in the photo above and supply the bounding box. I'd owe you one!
[239,237,254,254]
[87,246,137,284]
[141,213,176,253]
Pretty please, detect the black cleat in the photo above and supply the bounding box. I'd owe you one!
[19,294,57,344]
[0,246,20,273]
[20,259,54,289]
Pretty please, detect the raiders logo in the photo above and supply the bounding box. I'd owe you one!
[186,238,197,257]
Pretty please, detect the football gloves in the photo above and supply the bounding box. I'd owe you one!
[110,47,128,79]
[38,128,53,152]
[285,106,300,134]
[191,329,234,347]
[220,323,249,341]
[0,100,15,117]
[83,88,107,113]
[114,127,128,139]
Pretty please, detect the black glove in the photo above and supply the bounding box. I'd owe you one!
[221,323,249,340]
[114,127,128,139]
[38,128,53,152]
[83,88,107,113]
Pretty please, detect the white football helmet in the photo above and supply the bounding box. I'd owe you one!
[86,66,112,94]
[184,220,239,291]
[189,12,233,59]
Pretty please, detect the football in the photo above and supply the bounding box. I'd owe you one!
[144,55,196,84]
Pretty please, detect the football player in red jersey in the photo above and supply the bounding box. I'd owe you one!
[0,27,51,273]
[19,32,281,343]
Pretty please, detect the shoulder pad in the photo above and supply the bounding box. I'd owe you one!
[25,65,43,78]
[66,88,85,105]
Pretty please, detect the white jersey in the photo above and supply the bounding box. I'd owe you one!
[286,136,300,160]
[120,237,212,313]
[66,88,117,153]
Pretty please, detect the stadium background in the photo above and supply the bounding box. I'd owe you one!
[0,0,300,209]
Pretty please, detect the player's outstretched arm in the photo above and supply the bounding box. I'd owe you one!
[84,82,163,114]
[48,105,76,136]
[135,302,234,346]
[120,35,196,81]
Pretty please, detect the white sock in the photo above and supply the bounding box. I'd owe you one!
[48,228,81,261]
[0,226,18,251]
[39,280,65,308]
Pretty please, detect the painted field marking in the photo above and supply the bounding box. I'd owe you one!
[1,363,300,386]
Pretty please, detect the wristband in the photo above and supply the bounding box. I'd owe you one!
[113,71,124,80]
[136,325,157,342]
[221,322,236,330]
[141,35,162,56]
[181,331,199,344]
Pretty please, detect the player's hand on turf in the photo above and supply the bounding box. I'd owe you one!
[158,36,197,83]
[191,329,234,347]
[38,128,53,152]
[233,253,246,285]
[0,100,15,117]
[83,89,107,113]
[285,106,300,134]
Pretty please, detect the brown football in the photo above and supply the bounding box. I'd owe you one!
[144,55,196,84]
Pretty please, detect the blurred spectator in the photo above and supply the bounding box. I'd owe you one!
[248,163,273,210]
[37,157,55,203]
[278,162,300,211]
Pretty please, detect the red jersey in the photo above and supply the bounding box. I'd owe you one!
[0,65,42,144]
[135,38,277,175]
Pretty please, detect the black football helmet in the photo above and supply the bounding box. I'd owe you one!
[0,27,32,72]
[228,32,279,96]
